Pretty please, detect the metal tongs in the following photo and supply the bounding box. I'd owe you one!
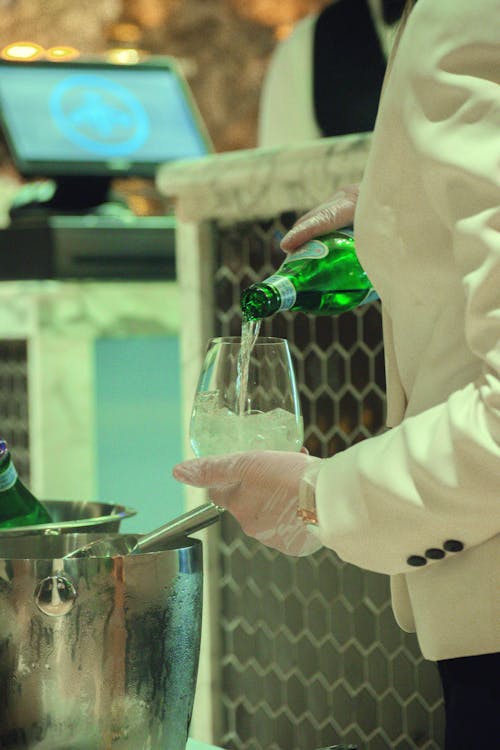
[64,501,223,559]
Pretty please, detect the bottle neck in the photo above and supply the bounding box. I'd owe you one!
[0,457,18,492]
[241,283,283,320]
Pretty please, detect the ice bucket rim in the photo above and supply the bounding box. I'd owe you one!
[0,499,137,537]
[0,532,203,561]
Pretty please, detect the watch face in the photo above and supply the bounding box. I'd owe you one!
[297,477,319,526]
[297,506,319,526]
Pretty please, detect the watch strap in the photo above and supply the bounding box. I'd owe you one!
[297,459,322,526]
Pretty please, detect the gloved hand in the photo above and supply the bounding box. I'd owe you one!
[172,450,323,557]
[280,183,360,251]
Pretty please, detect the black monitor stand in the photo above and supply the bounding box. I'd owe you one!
[44,176,113,212]
[8,176,130,221]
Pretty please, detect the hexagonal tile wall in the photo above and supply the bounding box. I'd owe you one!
[214,219,445,749]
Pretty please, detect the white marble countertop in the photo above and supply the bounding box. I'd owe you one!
[157,133,371,223]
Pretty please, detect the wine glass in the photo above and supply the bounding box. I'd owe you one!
[190,336,303,457]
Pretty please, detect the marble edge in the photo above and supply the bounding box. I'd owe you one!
[157,134,372,222]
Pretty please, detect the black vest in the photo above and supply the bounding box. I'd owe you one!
[313,0,388,136]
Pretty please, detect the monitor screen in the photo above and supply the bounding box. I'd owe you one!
[0,59,212,178]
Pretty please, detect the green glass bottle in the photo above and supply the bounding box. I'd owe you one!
[241,229,378,320]
[0,439,53,528]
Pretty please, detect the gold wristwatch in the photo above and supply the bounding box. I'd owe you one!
[297,464,320,526]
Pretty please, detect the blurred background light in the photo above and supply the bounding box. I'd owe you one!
[1,41,45,61]
[45,45,80,61]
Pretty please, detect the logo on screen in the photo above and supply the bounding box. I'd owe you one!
[49,73,150,157]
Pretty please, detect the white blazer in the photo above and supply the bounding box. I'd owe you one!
[314,0,500,660]
[257,0,393,148]
[258,13,321,147]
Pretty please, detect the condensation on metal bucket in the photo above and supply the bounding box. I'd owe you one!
[0,499,137,538]
[0,532,203,750]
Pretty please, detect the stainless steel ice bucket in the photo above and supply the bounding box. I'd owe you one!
[0,533,203,749]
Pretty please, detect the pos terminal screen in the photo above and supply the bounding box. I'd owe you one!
[0,59,211,177]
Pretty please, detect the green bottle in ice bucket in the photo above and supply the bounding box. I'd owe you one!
[0,439,53,528]
[241,228,378,320]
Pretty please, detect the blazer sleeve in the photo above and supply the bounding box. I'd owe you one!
[314,0,500,575]
[257,15,322,148]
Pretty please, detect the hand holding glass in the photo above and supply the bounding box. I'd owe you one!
[190,336,303,457]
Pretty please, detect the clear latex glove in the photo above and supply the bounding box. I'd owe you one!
[172,450,323,557]
[280,183,360,251]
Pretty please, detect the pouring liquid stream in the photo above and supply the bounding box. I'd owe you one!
[236,318,262,416]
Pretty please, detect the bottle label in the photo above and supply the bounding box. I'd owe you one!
[0,463,18,492]
[265,275,297,311]
[281,240,329,265]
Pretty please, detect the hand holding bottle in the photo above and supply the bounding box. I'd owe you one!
[241,224,376,320]
[173,450,322,557]
[280,183,360,252]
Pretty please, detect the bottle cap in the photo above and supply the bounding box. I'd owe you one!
[0,440,9,459]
